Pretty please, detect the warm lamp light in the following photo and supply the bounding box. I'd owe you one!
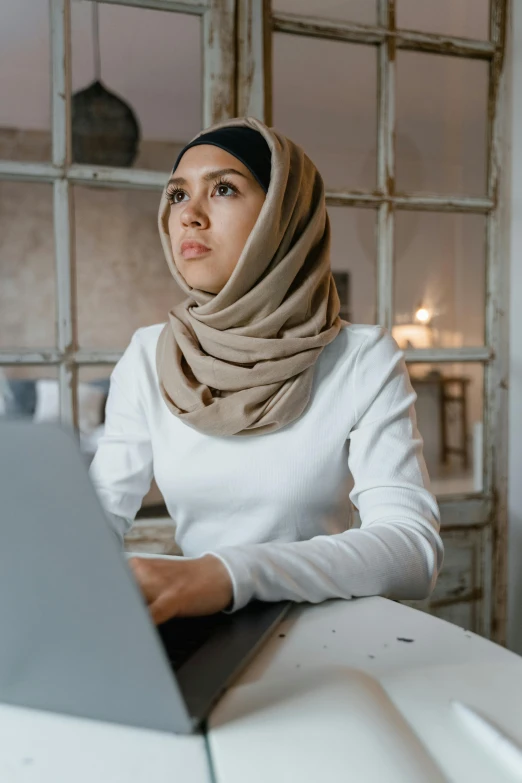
[415,306,431,325]
[393,302,437,353]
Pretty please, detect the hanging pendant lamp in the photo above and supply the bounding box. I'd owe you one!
[72,2,141,167]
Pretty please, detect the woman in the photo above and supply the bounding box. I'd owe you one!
[89,116,443,625]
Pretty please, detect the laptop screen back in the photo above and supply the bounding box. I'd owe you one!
[0,421,194,734]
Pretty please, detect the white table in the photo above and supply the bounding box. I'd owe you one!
[1,597,521,783]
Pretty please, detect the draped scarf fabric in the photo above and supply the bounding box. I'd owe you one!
[156,116,342,437]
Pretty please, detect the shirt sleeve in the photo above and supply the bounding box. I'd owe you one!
[204,328,444,613]
[89,330,153,542]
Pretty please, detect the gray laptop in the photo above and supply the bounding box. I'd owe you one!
[0,420,291,734]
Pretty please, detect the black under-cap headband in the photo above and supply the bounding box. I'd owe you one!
[172,126,272,193]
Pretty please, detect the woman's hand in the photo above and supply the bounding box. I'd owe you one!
[128,555,234,624]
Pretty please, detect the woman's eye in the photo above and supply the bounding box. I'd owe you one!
[215,184,236,197]
[167,189,187,204]
[168,182,237,203]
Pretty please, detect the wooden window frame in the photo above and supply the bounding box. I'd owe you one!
[238,0,510,642]
[0,0,235,419]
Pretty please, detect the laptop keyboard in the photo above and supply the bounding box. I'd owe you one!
[156,612,229,671]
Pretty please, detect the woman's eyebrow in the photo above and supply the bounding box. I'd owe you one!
[168,168,249,188]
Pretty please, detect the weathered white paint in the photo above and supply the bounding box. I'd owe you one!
[483,0,510,643]
[272,10,495,58]
[102,0,207,12]
[202,0,237,128]
[507,0,522,655]
[51,0,77,426]
[376,0,395,331]
[237,0,272,122]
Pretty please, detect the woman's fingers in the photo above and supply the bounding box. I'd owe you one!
[128,557,162,604]
[148,596,177,625]
[127,555,233,623]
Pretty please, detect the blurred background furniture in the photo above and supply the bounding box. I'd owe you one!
[412,372,471,470]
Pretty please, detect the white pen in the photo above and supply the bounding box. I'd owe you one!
[452,699,522,780]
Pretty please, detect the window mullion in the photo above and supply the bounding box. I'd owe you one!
[272,12,495,60]
[237,0,272,123]
[51,0,77,428]
[484,0,509,644]
[100,0,207,13]
[376,0,395,330]
[202,0,237,128]
[405,347,492,363]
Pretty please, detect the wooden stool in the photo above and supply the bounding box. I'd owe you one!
[439,376,471,469]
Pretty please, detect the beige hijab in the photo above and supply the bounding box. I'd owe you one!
[156,116,342,437]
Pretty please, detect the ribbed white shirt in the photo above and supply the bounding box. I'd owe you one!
[89,323,443,612]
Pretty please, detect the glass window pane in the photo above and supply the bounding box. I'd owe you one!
[273,35,377,190]
[77,364,113,461]
[0,181,55,348]
[393,212,485,348]
[0,366,57,422]
[329,207,376,324]
[273,0,376,24]
[124,520,180,554]
[396,52,488,196]
[397,0,489,41]
[71,2,202,172]
[406,362,484,497]
[74,185,184,351]
[0,0,51,162]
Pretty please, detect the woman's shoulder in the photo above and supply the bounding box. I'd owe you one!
[130,322,166,346]
[328,323,402,364]
[324,323,405,396]
[111,324,166,393]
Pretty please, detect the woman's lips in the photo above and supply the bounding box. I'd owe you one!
[180,240,211,259]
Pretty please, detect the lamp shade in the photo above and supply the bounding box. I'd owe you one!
[72,80,141,167]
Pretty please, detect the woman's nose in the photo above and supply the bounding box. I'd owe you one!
[180,199,209,228]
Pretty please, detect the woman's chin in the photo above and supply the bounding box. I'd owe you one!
[187,276,223,294]
[173,264,220,294]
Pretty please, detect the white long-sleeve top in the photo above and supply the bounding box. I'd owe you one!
[89,323,443,613]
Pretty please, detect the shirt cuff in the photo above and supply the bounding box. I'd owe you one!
[201,548,255,613]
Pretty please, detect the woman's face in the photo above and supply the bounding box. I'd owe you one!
[167,144,266,294]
